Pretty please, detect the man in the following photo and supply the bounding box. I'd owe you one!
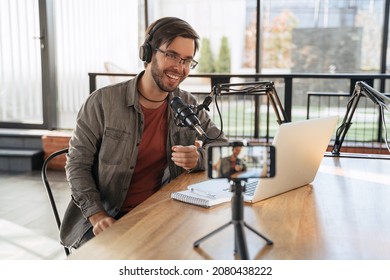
[60,17,227,250]
[218,144,247,178]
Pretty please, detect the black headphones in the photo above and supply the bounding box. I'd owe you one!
[139,17,181,63]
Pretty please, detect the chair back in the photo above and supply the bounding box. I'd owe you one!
[41,148,70,256]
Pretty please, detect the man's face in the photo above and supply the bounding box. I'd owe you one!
[232,146,242,157]
[150,36,195,93]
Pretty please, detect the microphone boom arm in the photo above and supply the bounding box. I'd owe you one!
[201,81,289,125]
[332,81,390,155]
[267,85,289,125]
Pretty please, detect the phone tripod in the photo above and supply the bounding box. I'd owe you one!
[193,179,273,260]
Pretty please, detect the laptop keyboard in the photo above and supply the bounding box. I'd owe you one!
[244,180,259,196]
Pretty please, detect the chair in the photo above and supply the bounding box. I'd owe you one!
[41,148,70,256]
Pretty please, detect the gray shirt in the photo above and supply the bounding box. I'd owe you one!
[60,72,227,249]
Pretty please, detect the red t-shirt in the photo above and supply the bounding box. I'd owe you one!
[120,100,168,212]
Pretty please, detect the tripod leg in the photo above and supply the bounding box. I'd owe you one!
[244,222,273,245]
[194,221,232,247]
[234,222,249,260]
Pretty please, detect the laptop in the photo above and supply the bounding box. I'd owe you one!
[188,116,339,203]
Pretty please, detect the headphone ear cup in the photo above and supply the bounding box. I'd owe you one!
[139,42,152,63]
[139,44,145,61]
[140,17,178,63]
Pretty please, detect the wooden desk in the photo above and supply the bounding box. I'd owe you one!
[69,156,390,260]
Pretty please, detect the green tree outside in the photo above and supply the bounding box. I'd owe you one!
[197,37,215,73]
[216,36,231,73]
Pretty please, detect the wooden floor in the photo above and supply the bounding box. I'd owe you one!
[0,170,70,260]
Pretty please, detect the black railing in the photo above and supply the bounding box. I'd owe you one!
[89,72,390,154]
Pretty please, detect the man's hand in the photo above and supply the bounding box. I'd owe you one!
[88,211,116,236]
[235,165,244,172]
[171,145,200,170]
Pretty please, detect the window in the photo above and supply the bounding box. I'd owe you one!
[54,0,141,128]
[0,0,43,125]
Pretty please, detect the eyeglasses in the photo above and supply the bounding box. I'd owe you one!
[155,48,198,70]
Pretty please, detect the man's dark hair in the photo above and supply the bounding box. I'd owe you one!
[231,141,244,148]
[146,17,200,56]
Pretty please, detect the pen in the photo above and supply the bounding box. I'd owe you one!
[190,188,217,199]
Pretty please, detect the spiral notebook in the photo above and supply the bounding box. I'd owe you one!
[171,178,232,208]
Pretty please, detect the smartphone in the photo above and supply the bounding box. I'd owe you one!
[207,142,275,179]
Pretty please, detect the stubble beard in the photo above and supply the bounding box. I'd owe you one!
[150,59,185,93]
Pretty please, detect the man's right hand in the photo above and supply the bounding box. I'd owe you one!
[88,211,116,236]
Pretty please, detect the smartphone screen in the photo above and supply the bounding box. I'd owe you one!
[207,143,275,179]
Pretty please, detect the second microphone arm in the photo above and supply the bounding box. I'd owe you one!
[198,80,289,125]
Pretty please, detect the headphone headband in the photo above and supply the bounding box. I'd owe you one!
[139,17,181,63]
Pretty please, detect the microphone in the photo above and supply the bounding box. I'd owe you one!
[197,84,220,112]
[170,96,206,136]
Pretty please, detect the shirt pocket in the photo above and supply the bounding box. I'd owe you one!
[100,127,132,165]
